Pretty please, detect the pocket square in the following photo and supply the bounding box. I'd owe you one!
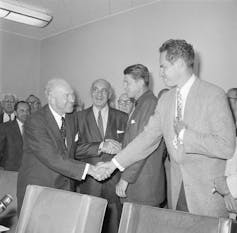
[131,119,136,124]
[117,130,124,134]
[74,133,79,142]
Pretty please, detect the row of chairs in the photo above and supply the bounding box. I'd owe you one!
[0,170,236,233]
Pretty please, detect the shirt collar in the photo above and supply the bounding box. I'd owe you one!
[179,74,196,96]
[49,105,65,128]
[93,104,109,116]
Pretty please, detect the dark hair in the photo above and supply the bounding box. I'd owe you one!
[159,39,195,68]
[123,64,149,87]
[14,101,30,111]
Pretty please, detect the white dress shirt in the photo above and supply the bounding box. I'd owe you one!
[16,119,24,135]
[3,112,15,123]
[93,105,109,136]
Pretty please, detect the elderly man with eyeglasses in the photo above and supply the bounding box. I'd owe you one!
[0,93,17,123]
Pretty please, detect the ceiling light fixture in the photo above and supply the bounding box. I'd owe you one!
[0,1,52,27]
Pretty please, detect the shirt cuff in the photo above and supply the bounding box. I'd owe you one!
[178,128,185,144]
[82,163,90,180]
[112,158,125,172]
[227,176,237,198]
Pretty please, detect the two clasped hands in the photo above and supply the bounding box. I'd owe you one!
[87,139,120,181]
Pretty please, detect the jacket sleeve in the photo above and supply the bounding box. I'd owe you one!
[184,90,236,159]
[121,99,158,183]
[24,116,86,181]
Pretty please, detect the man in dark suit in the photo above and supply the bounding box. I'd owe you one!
[0,101,30,171]
[17,79,107,215]
[0,93,17,123]
[115,64,166,207]
[75,79,128,233]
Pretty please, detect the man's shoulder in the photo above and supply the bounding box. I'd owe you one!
[110,107,128,119]
[198,79,225,94]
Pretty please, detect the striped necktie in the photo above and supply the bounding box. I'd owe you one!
[97,110,104,139]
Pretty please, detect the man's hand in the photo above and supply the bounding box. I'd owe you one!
[116,179,128,198]
[95,161,117,180]
[87,164,111,181]
[214,176,230,196]
[101,139,122,154]
[173,119,186,136]
[224,193,237,213]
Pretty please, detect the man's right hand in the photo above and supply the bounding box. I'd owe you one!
[101,139,122,154]
[87,164,111,181]
[224,193,237,213]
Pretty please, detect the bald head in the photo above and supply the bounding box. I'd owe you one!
[90,79,112,110]
[45,79,75,115]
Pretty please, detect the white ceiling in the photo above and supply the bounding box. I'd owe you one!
[0,0,161,40]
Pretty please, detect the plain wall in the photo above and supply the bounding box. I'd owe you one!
[0,30,41,100]
[1,1,237,105]
[40,1,237,107]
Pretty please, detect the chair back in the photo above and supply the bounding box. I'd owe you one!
[16,185,107,233]
[118,202,235,233]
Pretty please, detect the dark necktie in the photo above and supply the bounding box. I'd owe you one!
[8,114,12,121]
[97,110,104,139]
[60,117,67,144]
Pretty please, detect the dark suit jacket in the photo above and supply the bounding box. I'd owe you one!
[75,106,128,201]
[0,113,3,124]
[0,119,23,171]
[121,90,166,206]
[17,105,86,213]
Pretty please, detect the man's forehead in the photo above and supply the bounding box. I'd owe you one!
[93,80,109,89]
[4,95,14,100]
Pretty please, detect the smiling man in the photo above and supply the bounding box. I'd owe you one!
[75,79,128,233]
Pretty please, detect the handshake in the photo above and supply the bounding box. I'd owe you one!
[87,161,117,181]
[100,139,122,154]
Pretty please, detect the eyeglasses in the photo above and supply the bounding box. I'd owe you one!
[118,100,132,106]
[2,100,15,104]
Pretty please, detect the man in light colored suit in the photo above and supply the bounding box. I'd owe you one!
[214,88,237,215]
[98,39,236,217]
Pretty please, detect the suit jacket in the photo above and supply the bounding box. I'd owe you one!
[121,90,166,206]
[0,113,3,124]
[0,119,23,171]
[115,78,236,217]
[17,105,86,212]
[75,106,128,200]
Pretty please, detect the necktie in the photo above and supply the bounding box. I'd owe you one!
[60,117,67,144]
[173,88,183,148]
[176,88,183,121]
[97,110,104,139]
[8,114,12,121]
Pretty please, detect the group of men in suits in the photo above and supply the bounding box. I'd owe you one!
[16,38,236,233]
[0,101,30,171]
[0,93,42,172]
[97,39,236,218]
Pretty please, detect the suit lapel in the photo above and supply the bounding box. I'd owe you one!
[44,105,66,148]
[88,107,103,140]
[65,115,73,150]
[183,78,200,123]
[13,120,23,144]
